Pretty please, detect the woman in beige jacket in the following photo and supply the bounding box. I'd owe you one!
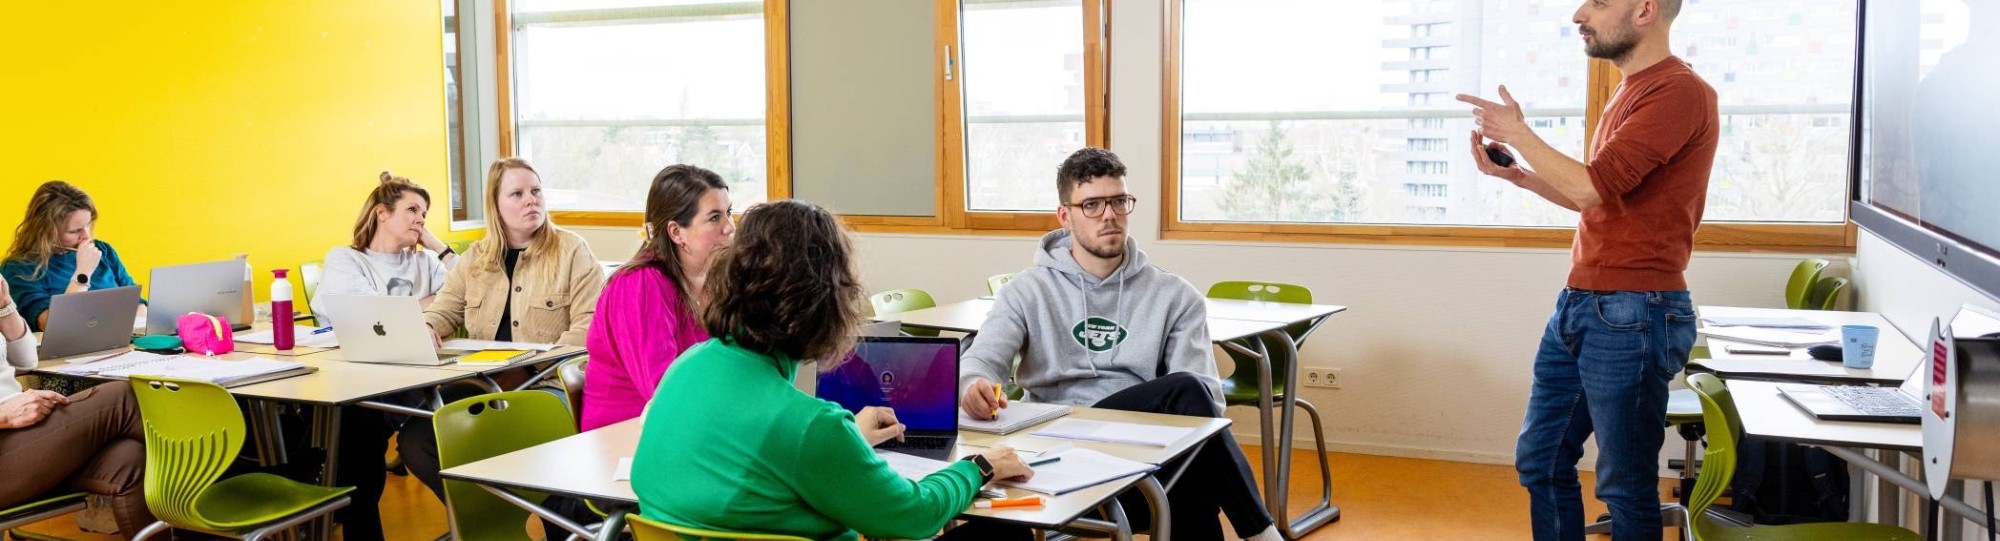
[403,157,606,505]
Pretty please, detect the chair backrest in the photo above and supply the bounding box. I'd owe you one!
[1683,373,1744,534]
[434,390,579,541]
[556,357,589,429]
[627,513,813,541]
[1784,258,1830,310]
[130,376,249,533]
[300,260,324,307]
[868,288,936,317]
[1809,276,1849,311]
[1205,281,1315,393]
[986,273,1016,296]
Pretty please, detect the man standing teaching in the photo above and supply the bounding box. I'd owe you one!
[1458,0,1717,539]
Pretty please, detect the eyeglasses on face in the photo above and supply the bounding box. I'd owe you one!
[1063,195,1138,218]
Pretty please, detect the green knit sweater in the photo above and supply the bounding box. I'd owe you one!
[632,338,983,541]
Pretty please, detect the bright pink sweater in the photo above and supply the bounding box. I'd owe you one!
[581,266,709,431]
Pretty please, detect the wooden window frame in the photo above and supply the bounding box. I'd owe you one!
[1159,0,1855,253]
[505,0,1108,235]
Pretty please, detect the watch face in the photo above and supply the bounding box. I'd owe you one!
[76,273,88,284]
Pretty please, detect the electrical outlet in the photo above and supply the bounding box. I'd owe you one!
[1301,366,1341,389]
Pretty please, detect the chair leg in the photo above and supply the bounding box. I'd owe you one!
[130,521,172,541]
[1295,398,1334,507]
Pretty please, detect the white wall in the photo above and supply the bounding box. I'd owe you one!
[570,0,1851,467]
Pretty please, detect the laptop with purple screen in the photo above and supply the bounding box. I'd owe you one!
[815,335,960,460]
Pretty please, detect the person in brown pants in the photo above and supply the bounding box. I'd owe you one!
[0,278,153,537]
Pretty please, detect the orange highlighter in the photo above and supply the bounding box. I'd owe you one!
[990,385,1003,418]
[976,496,1044,509]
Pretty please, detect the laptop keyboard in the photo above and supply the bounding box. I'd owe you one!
[1823,386,1922,416]
[882,436,953,451]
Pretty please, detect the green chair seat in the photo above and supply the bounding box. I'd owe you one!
[189,473,353,531]
[436,390,578,541]
[0,493,86,519]
[1220,376,1287,405]
[1693,514,1921,541]
[627,512,812,541]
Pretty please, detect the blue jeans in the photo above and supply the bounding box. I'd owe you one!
[1517,289,1697,541]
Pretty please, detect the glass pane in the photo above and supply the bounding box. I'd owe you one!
[961,0,1085,212]
[1679,0,1856,223]
[511,3,767,211]
[443,0,477,221]
[1179,0,1591,226]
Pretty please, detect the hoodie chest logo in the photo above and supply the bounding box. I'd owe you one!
[1072,317,1128,352]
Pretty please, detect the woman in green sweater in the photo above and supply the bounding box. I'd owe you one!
[630,200,1034,541]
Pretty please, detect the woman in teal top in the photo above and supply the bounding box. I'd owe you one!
[631,200,1033,541]
[3,181,142,332]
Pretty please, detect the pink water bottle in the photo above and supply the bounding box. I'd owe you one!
[272,269,295,350]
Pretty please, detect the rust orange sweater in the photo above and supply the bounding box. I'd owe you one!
[1571,57,1719,291]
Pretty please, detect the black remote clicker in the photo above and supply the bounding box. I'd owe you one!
[1485,146,1516,168]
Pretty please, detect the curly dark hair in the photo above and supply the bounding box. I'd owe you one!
[701,199,866,363]
[1056,147,1127,205]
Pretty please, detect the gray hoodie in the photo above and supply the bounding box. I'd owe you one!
[959,230,1223,413]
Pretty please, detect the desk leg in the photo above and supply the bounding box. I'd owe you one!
[1880,450,1901,528]
[1265,329,1339,538]
[1137,475,1170,541]
[1847,450,1867,522]
[1945,479,1966,539]
[313,405,342,541]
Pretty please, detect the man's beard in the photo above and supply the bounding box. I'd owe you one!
[1583,25,1638,61]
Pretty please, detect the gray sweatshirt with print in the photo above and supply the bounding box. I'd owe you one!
[958,229,1223,413]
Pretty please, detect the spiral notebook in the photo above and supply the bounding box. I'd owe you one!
[958,402,1072,435]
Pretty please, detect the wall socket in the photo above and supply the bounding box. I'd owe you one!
[1301,366,1342,389]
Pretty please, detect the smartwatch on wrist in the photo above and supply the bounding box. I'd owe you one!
[438,246,456,261]
[961,454,996,485]
[75,272,89,285]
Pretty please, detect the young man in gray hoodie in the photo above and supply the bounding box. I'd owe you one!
[958,148,1280,541]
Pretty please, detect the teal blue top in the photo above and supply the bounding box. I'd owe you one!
[631,338,982,541]
[3,240,140,332]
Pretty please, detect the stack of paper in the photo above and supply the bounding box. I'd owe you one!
[1699,327,1841,347]
[1030,419,1192,448]
[51,353,312,387]
[236,326,340,348]
[441,339,558,352]
[1001,448,1155,495]
[959,402,1073,435]
[876,450,955,481]
[1698,316,1831,331]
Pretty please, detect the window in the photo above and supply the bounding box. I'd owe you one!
[506,0,772,213]
[1165,0,1854,250]
[1173,0,1586,226]
[961,0,1090,212]
[462,0,1105,232]
[1679,0,1857,224]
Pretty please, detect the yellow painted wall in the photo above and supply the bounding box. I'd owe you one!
[0,2,479,314]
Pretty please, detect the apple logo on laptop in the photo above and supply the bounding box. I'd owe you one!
[373,322,388,337]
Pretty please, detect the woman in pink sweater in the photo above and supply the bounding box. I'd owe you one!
[582,164,734,431]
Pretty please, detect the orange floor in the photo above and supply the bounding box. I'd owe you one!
[17,446,1675,540]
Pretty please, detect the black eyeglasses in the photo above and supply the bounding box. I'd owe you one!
[1063,195,1139,218]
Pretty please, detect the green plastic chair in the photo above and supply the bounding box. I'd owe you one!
[435,390,579,541]
[1784,259,1830,310]
[0,492,87,541]
[1203,281,1333,522]
[1683,373,1920,541]
[626,512,811,541]
[986,273,1016,296]
[1808,276,1849,311]
[869,289,939,337]
[127,376,353,541]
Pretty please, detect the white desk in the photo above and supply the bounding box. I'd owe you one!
[1692,306,1921,386]
[881,297,1350,537]
[442,407,1229,541]
[1728,379,1990,533]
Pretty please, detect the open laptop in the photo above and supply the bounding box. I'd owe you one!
[40,285,143,360]
[1779,354,1926,424]
[314,295,470,366]
[146,259,249,334]
[815,336,961,460]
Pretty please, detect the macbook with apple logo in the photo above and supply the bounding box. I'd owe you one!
[314,294,473,366]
